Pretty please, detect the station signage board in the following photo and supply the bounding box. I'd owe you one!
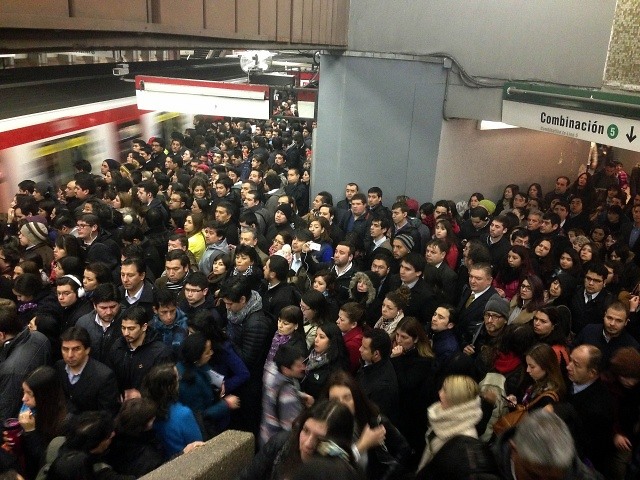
[502,82,640,152]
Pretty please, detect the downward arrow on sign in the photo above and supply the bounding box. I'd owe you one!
[627,126,637,143]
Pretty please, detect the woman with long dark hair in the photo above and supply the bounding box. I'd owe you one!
[492,245,534,301]
[229,244,263,290]
[531,237,555,283]
[141,363,203,458]
[51,234,82,283]
[300,290,332,350]
[495,184,519,214]
[508,274,546,325]
[19,366,68,479]
[568,172,597,210]
[187,311,250,395]
[531,306,570,366]
[239,399,355,480]
[326,371,411,479]
[177,333,241,438]
[505,343,566,410]
[301,322,349,399]
[432,218,459,270]
[389,317,435,464]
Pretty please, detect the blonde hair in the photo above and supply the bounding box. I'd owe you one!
[442,375,479,407]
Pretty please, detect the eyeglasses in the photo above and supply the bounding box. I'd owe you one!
[520,284,532,290]
[483,312,504,321]
[76,223,90,229]
[184,288,203,294]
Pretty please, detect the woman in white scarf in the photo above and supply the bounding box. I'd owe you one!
[417,375,483,472]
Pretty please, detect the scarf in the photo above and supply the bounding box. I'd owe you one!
[494,351,521,374]
[374,312,404,336]
[232,264,254,277]
[226,290,262,326]
[306,349,329,372]
[267,333,292,363]
[418,397,482,470]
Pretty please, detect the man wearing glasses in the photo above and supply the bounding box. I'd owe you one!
[76,214,120,268]
[462,293,509,358]
[569,262,613,335]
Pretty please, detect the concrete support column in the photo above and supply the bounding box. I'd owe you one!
[313,54,447,204]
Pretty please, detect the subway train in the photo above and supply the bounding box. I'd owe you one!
[0,96,191,211]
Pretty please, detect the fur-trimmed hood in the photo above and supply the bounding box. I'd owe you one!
[348,270,379,305]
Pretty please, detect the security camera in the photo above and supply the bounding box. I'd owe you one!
[112,63,129,76]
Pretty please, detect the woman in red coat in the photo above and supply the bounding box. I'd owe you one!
[336,302,365,374]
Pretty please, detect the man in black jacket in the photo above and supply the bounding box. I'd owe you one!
[0,300,50,419]
[107,305,173,399]
[357,328,399,425]
[76,283,123,364]
[220,277,274,436]
[562,344,615,478]
[397,253,438,326]
[56,326,120,416]
[456,263,498,347]
[261,255,300,320]
[568,263,613,335]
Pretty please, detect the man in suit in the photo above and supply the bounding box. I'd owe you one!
[562,344,615,477]
[364,217,392,266]
[56,326,120,416]
[455,263,498,347]
[424,238,458,304]
[398,253,438,325]
[568,263,613,335]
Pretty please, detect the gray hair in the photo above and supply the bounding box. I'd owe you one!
[512,410,574,469]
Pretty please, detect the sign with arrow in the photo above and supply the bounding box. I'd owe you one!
[502,101,640,153]
[626,126,637,143]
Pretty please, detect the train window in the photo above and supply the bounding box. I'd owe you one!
[32,133,91,182]
[117,120,142,162]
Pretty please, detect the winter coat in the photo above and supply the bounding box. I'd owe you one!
[107,330,174,393]
[153,402,203,459]
[150,308,189,355]
[76,310,123,364]
[0,329,50,419]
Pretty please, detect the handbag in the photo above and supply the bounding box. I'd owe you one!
[493,390,559,436]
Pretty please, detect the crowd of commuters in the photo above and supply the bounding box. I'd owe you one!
[0,117,638,480]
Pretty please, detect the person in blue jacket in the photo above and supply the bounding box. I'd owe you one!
[140,363,202,458]
[177,333,241,438]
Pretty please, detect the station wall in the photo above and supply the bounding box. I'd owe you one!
[434,120,591,204]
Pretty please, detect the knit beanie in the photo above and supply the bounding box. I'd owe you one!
[20,222,49,244]
[478,199,496,215]
[394,233,415,252]
[610,347,640,379]
[484,293,509,319]
[276,204,293,221]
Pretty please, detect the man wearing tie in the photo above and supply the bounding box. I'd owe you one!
[455,263,498,347]
[568,263,612,335]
